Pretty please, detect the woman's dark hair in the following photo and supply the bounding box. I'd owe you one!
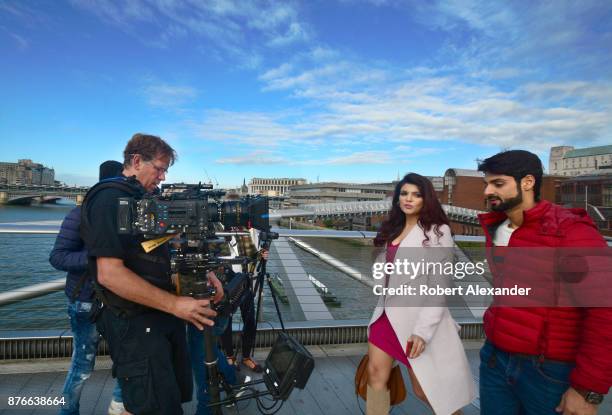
[374,173,450,247]
[477,150,543,201]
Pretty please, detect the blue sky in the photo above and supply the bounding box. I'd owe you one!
[1,0,611,187]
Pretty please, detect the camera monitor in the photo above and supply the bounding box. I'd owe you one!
[263,332,314,400]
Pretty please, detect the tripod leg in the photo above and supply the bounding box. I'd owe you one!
[265,273,285,331]
[203,324,224,415]
[251,269,265,360]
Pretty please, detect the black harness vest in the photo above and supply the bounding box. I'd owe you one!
[81,177,172,316]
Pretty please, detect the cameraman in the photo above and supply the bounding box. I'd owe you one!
[81,134,220,415]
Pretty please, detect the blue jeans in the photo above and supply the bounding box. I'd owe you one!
[187,319,237,415]
[59,301,123,415]
[479,340,575,415]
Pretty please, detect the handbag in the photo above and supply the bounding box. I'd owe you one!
[355,354,406,405]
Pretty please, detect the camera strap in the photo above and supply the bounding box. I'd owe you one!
[69,271,90,301]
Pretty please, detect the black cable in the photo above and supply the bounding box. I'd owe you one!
[255,393,278,410]
[255,395,284,415]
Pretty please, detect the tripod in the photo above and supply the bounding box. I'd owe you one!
[203,230,282,414]
[252,232,286,335]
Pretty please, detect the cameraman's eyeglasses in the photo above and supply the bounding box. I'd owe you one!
[127,153,169,176]
[145,160,169,176]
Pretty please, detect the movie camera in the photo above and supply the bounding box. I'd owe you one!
[117,182,270,239]
[117,182,273,298]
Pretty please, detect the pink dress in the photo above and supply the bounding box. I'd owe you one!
[368,242,411,367]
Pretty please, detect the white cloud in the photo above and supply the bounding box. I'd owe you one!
[193,110,299,146]
[191,54,612,153]
[393,146,448,157]
[69,0,308,65]
[216,150,288,165]
[68,0,612,158]
[267,21,308,47]
[142,83,198,108]
[215,149,396,166]
[521,82,612,107]
[259,63,293,82]
[9,32,28,50]
[0,1,48,24]
[310,151,392,165]
[416,0,612,76]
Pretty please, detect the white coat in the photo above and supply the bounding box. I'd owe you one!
[368,224,476,415]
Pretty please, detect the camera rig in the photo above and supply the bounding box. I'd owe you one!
[116,182,313,414]
[117,182,271,298]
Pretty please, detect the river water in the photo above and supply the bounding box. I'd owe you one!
[0,203,74,331]
[0,203,377,332]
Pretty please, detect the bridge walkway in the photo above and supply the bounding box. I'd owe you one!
[0,342,490,415]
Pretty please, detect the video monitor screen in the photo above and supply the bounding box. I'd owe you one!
[268,340,295,383]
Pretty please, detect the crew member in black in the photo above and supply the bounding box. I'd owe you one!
[81,134,221,415]
[220,232,268,373]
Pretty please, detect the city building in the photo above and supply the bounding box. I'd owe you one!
[0,159,55,186]
[287,182,395,207]
[549,145,612,176]
[440,169,485,210]
[0,162,18,185]
[248,177,306,197]
[224,178,250,197]
[558,171,612,235]
[440,168,566,211]
[428,176,444,193]
[225,179,286,210]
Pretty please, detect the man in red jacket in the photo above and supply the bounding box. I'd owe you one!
[477,150,611,415]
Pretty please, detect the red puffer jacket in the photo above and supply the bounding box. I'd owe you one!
[479,200,612,394]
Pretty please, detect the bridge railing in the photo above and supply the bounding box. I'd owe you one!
[0,224,492,360]
[296,200,483,223]
[2,223,610,360]
[0,225,488,324]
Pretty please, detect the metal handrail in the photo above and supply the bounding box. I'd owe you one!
[0,278,65,307]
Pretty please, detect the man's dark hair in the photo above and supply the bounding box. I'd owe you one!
[123,133,177,168]
[477,150,543,201]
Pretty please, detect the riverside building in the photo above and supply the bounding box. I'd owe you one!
[549,145,612,177]
[0,159,55,186]
[248,177,307,197]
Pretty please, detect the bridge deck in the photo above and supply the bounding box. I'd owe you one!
[0,342,485,415]
[3,343,612,414]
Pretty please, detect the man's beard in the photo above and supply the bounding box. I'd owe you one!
[488,190,523,212]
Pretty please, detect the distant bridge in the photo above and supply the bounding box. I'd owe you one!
[0,184,89,205]
[270,200,481,224]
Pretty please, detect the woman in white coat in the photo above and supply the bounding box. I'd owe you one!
[366,173,475,415]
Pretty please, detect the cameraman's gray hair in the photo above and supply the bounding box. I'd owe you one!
[123,133,177,167]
